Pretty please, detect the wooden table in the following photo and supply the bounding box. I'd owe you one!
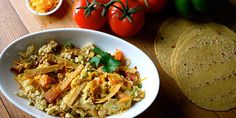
[1,0,236,118]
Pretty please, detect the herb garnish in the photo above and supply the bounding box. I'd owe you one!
[89,47,120,73]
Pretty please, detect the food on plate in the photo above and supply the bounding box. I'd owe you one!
[11,40,145,117]
[155,17,236,111]
[108,0,145,37]
[29,0,59,13]
[136,0,167,13]
[72,0,109,30]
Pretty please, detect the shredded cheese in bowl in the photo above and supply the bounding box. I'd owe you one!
[29,0,59,13]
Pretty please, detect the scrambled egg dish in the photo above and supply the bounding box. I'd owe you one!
[11,40,144,117]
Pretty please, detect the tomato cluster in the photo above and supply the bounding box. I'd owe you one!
[72,0,166,37]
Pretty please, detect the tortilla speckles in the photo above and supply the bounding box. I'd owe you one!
[154,17,192,77]
[154,17,236,111]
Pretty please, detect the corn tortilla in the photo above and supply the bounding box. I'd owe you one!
[173,29,236,111]
[171,22,235,78]
[154,17,192,77]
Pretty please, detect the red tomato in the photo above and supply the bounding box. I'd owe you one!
[137,0,167,13]
[108,0,145,37]
[72,0,109,30]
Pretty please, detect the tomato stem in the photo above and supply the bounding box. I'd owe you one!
[76,0,101,17]
[86,0,89,6]
[75,0,142,21]
[101,0,120,17]
[102,0,142,23]
[111,5,123,12]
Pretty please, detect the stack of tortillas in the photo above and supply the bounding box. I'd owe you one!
[154,16,236,111]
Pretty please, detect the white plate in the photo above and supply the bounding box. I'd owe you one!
[0,28,160,118]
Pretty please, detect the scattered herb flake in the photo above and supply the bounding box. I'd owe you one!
[138,83,142,88]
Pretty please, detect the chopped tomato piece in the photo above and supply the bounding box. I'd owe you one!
[114,49,123,61]
[125,72,136,81]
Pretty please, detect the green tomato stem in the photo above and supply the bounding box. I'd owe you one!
[102,0,142,23]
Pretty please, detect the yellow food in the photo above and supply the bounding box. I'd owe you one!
[154,16,192,77]
[155,17,236,111]
[11,40,144,117]
[29,0,59,13]
[173,28,236,111]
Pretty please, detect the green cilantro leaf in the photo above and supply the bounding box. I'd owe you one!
[90,47,120,73]
[89,56,101,67]
[102,57,120,72]
[93,47,106,55]
[138,83,142,88]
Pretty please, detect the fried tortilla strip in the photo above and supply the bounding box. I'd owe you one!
[15,73,26,82]
[47,54,78,69]
[91,77,100,102]
[117,97,132,110]
[44,65,84,103]
[54,55,79,69]
[15,65,63,82]
[59,64,84,90]
[64,82,87,107]
[95,83,122,104]
[24,64,63,78]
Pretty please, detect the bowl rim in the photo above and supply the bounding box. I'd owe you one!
[0,28,160,118]
[26,0,63,16]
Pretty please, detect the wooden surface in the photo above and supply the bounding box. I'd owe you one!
[1,0,236,118]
